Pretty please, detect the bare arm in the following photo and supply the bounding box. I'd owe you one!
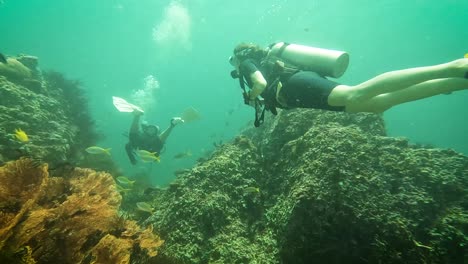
[159,123,175,143]
[248,70,267,99]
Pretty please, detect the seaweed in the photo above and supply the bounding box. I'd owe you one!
[42,71,101,158]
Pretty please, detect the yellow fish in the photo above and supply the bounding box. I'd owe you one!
[14,128,29,142]
[116,176,135,186]
[85,146,111,155]
[136,149,157,157]
[181,107,201,123]
[116,184,132,193]
[465,53,468,58]
[140,155,160,163]
[136,202,154,213]
[136,149,160,162]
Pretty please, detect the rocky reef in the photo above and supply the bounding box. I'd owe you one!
[1,52,466,263]
[0,158,163,263]
[0,54,154,263]
[0,54,99,169]
[144,109,467,264]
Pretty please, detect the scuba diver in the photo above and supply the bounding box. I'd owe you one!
[125,110,184,165]
[229,42,468,127]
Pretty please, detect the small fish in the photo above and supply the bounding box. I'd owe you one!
[136,149,160,162]
[181,107,201,123]
[173,150,192,159]
[14,128,29,142]
[0,52,6,64]
[136,149,157,157]
[136,202,153,213]
[244,187,260,194]
[140,154,160,163]
[85,146,111,155]
[465,53,468,58]
[116,176,135,186]
[116,184,132,193]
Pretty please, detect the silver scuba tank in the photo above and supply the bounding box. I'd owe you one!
[266,42,349,78]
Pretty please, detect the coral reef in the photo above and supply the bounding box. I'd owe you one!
[145,109,467,264]
[43,71,99,154]
[0,55,43,94]
[0,158,163,264]
[0,54,101,171]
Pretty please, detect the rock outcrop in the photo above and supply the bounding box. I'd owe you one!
[146,109,467,264]
[0,54,100,171]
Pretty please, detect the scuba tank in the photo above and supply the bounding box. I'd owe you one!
[266,42,349,78]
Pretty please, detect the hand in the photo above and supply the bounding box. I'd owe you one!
[247,97,264,108]
[245,91,257,106]
[171,117,184,126]
[247,99,256,108]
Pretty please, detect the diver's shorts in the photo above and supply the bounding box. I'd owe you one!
[280,71,345,111]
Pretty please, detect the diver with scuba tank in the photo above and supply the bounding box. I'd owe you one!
[229,42,468,127]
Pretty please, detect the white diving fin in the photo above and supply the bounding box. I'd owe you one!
[112,96,144,113]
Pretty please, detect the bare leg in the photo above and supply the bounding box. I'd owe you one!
[345,78,468,113]
[329,58,468,106]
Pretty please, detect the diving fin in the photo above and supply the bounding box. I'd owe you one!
[112,96,144,113]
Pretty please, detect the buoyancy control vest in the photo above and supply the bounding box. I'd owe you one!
[257,42,350,124]
[234,42,350,127]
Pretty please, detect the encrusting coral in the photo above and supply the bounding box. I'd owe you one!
[0,158,163,264]
[145,108,467,264]
[0,54,101,173]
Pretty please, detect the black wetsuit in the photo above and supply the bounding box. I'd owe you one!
[125,131,164,165]
[239,59,345,112]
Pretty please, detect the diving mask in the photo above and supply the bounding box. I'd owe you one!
[229,55,239,67]
[141,121,159,134]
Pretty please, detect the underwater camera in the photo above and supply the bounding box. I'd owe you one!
[229,55,240,79]
[230,70,240,79]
